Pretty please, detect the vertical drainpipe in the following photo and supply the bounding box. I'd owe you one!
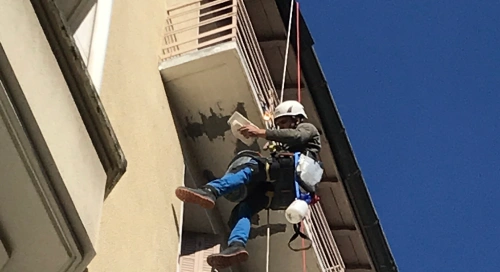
[87,0,114,93]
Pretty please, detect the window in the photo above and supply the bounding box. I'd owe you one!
[73,4,97,65]
[31,0,127,197]
[56,0,114,93]
[54,0,96,33]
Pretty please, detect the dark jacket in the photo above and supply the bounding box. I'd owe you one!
[265,122,321,158]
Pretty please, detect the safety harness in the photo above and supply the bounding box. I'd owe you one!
[222,150,321,251]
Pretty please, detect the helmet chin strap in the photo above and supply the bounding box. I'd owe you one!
[292,116,303,127]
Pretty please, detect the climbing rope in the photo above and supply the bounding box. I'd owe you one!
[269,1,295,270]
[295,4,307,272]
[270,2,309,272]
[296,2,302,104]
[266,209,271,272]
[279,0,295,103]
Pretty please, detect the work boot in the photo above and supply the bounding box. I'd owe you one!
[207,241,249,269]
[175,185,217,209]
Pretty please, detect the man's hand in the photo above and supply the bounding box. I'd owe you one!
[238,125,266,138]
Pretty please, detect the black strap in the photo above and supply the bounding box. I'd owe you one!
[287,222,312,251]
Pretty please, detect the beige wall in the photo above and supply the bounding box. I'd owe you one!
[87,0,185,271]
[0,0,106,249]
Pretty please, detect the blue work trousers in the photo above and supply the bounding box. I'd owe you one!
[207,160,269,247]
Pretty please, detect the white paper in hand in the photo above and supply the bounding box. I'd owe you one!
[227,111,256,146]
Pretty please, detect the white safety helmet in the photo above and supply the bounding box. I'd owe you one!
[273,100,308,120]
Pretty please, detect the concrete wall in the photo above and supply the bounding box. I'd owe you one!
[87,0,186,271]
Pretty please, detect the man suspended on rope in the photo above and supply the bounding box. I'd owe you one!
[175,100,322,269]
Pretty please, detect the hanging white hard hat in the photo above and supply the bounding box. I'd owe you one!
[285,199,309,224]
[274,100,308,120]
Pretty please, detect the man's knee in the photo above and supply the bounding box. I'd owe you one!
[228,202,250,228]
[228,198,267,226]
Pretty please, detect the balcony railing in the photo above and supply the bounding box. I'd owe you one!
[161,0,279,124]
[304,203,346,272]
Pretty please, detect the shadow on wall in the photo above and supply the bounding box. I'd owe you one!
[249,224,287,240]
[183,102,260,154]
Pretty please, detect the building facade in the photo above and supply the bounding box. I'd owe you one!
[0,0,397,272]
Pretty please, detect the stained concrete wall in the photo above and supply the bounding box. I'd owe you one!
[87,0,186,271]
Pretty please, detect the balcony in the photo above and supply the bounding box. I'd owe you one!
[159,0,345,271]
[159,0,278,217]
[159,0,278,128]
[159,0,279,251]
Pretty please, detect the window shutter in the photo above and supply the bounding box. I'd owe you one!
[179,232,221,272]
[179,235,197,271]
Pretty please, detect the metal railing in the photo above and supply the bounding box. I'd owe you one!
[304,203,346,272]
[161,0,279,120]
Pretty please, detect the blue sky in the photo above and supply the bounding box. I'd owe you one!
[301,1,500,271]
